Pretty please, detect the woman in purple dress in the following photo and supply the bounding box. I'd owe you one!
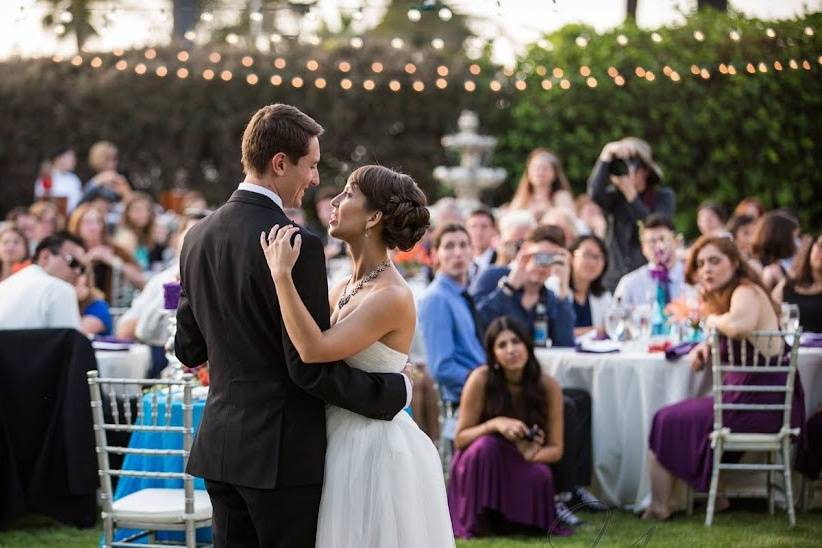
[447,316,570,538]
[643,235,805,520]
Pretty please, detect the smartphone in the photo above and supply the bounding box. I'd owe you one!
[533,252,559,268]
[524,424,540,441]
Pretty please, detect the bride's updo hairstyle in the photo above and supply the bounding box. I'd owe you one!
[351,165,431,251]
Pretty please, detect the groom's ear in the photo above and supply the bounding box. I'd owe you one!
[270,152,288,176]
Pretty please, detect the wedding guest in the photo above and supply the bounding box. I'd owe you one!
[575,195,607,239]
[773,232,822,333]
[796,408,822,482]
[587,137,675,291]
[76,272,112,336]
[113,192,158,271]
[569,235,612,337]
[474,210,537,290]
[697,201,727,237]
[614,214,687,308]
[5,207,37,245]
[33,147,84,213]
[643,235,805,520]
[751,211,799,291]
[726,214,757,261]
[448,316,568,538]
[472,224,575,348]
[466,207,498,281]
[86,140,132,199]
[541,207,579,251]
[0,226,29,282]
[510,148,574,220]
[28,200,61,250]
[432,197,465,228]
[734,196,765,220]
[418,224,486,407]
[68,202,146,303]
[0,231,84,330]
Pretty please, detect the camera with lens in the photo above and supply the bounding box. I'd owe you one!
[608,156,643,177]
[533,252,559,268]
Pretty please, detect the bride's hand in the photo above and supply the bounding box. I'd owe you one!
[260,224,302,281]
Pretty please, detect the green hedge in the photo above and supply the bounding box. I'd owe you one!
[0,10,819,236]
[493,10,821,235]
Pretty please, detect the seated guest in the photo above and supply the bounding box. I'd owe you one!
[696,201,727,237]
[418,224,486,408]
[68,202,146,303]
[448,316,568,538]
[614,214,687,308]
[76,272,112,336]
[113,192,159,271]
[471,225,575,347]
[466,208,498,281]
[1,226,30,282]
[28,200,61,252]
[0,231,85,330]
[796,407,822,482]
[726,213,757,262]
[490,209,538,269]
[773,232,822,333]
[751,211,799,291]
[643,235,805,520]
[733,196,765,221]
[540,207,579,251]
[569,235,612,338]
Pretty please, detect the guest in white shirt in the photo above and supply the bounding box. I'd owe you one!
[34,148,84,213]
[466,207,498,280]
[614,214,687,307]
[0,231,86,330]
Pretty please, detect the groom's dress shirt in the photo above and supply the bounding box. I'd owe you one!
[238,181,413,408]
[418,273,486,404]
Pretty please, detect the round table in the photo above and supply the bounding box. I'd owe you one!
[536,346,822,509]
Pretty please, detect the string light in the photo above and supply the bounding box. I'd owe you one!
[134,63,147,75]
[371,62,384,73]
[805,27,815,36]
[608,66,619,78]
[758,62,767,73]
[209,52,221,63]
[489,80,502,92]
[220,70,232,81]
[250,11,263,23]
[242,56,254,67]
[690,65,700,75]
[586,77,598,88]
[291,76,304,88]
[431,38,445,50]
[176,67,189,79]
[729,30,741,41]
[412,80,425,92]
[438,8,452,21]
[514,80,527,90]
[246,73,259,85]
[52,54,63,63]
[560,79,571,89]
[651,32,663,43]
[350,37,364,49]
[203,69,215,80]
[270,74,282,85]
[113,49,124,57]
[645,71,656,81]
[616,34,628,46]
[314,77,326,89]
[177,51,189,62]
[541,79,552,90]
[746,63,756,74]
[340,78,352,89]
[503,66,514,77]
[774,61,783,71]
[614,75,626,86]
[579,66,591,77]
[464,80,476,92]
[115,60,127,70]
[155,65,167,77]
[388,80,401,92]
[669,72,680,82]
[552,67,563,78]
[535,65,546,76]
[184,31,196,41]
[789,59,798,69]
[363,79,375,91]
[407,9,421,22]
[200,11,213,22]
[404,63,416,74]
[306,59,319,71]
[802,60,811,70]
[575,36,588,47]
[71,55,83,66]
[437,65,449,76]
[274,58,286,69]
[693,30,705,42]
[700,68,710,79]
[391,37,404,49]
[727,65,736,75]
[766,28,776,38]
[635,67,646,78]
[90,56,102,68]
[144,48,157,59]
[469,64,481,75]
[338,61,351,72]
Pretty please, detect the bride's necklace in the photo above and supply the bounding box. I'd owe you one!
[337,259,392,309]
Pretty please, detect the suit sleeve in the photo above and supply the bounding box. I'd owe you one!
[281,230,407,420]
[175,245,207,367]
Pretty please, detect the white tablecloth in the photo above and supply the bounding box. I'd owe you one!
[95,344,152,380]
[536,346,822,509]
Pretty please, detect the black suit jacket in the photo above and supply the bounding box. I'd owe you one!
[176,190,406,489]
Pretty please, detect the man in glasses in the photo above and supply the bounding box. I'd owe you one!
[0,231,85,329]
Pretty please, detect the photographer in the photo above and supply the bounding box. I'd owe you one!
[587,137,675,291]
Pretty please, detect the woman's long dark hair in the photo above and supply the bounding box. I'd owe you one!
[569,234,608,297]
[482,316,549,431]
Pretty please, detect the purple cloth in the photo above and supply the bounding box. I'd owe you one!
[163,281,181,310]
[796,410,822,480]
[447,434,571,538]
[665,341,698,361]
[648,265,670,284]
[800,332,822,348]
[649,338,806,491]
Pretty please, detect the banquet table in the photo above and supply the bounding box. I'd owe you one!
[536,346,822,509]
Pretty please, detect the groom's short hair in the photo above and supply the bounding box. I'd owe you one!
[241,104,324,176]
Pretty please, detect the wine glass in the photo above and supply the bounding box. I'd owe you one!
[633,303,653,342]
[605,308,626,342]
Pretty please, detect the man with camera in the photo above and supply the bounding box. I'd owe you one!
[587,137,675,291]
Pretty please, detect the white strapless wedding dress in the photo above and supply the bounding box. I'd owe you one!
[316,342,455,548]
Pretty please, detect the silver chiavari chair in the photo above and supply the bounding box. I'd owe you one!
[697,330,801,527]
[87,371,212,547]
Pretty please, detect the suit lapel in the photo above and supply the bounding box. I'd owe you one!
[227,189,284,216]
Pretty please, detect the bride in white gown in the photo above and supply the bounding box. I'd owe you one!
[261,165,454,548]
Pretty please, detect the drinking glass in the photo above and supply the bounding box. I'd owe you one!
[605,308,626,342]
[633,304,653,342]
[780,303,800,333]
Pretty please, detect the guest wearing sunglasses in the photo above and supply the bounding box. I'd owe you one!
[0,231,86,330]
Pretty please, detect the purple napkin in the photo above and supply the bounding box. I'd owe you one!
[94,335,133,344]
[163,281,182,310]
[800,332,822,348]
[665,341,698,361]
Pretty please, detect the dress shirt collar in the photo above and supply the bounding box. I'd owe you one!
[433,272,469,295]
[238,182,283,210]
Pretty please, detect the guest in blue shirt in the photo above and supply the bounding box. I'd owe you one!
[76,272,113,336]
[471,225,575,347]
[418,224,486,405]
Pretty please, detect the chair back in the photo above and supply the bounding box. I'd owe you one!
[709,330,801,436]
[86,371,196,518]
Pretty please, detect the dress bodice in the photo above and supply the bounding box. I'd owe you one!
[344,341,408,374]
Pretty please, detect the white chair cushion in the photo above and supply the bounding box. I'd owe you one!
[112,488,212,524]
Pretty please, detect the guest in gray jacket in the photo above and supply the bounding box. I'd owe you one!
[587,137,675,291]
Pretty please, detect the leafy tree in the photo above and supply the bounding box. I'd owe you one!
[40,0,100,51]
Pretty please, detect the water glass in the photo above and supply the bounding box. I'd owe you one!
[605,308,626,342]
[780,303,800,333]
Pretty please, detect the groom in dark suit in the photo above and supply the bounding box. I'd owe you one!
[175,104,410,547]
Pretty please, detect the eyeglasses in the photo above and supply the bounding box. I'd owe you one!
[573,251,604,262]
[63,254,86,273]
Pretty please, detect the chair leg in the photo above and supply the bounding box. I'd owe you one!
[186,519,196,548]
[767,451,774,515]
[706,444,723,526]
[781,442,796,527]
[686,486,694,516]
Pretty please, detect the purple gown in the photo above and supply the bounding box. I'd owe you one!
[447,434,571,538]
[649,338,806,491]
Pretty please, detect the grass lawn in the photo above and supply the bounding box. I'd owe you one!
[2,506,821,548]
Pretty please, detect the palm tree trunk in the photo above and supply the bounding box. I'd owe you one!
[173,0,199,41]
[697,0,728,10]
[626,0,638,21]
